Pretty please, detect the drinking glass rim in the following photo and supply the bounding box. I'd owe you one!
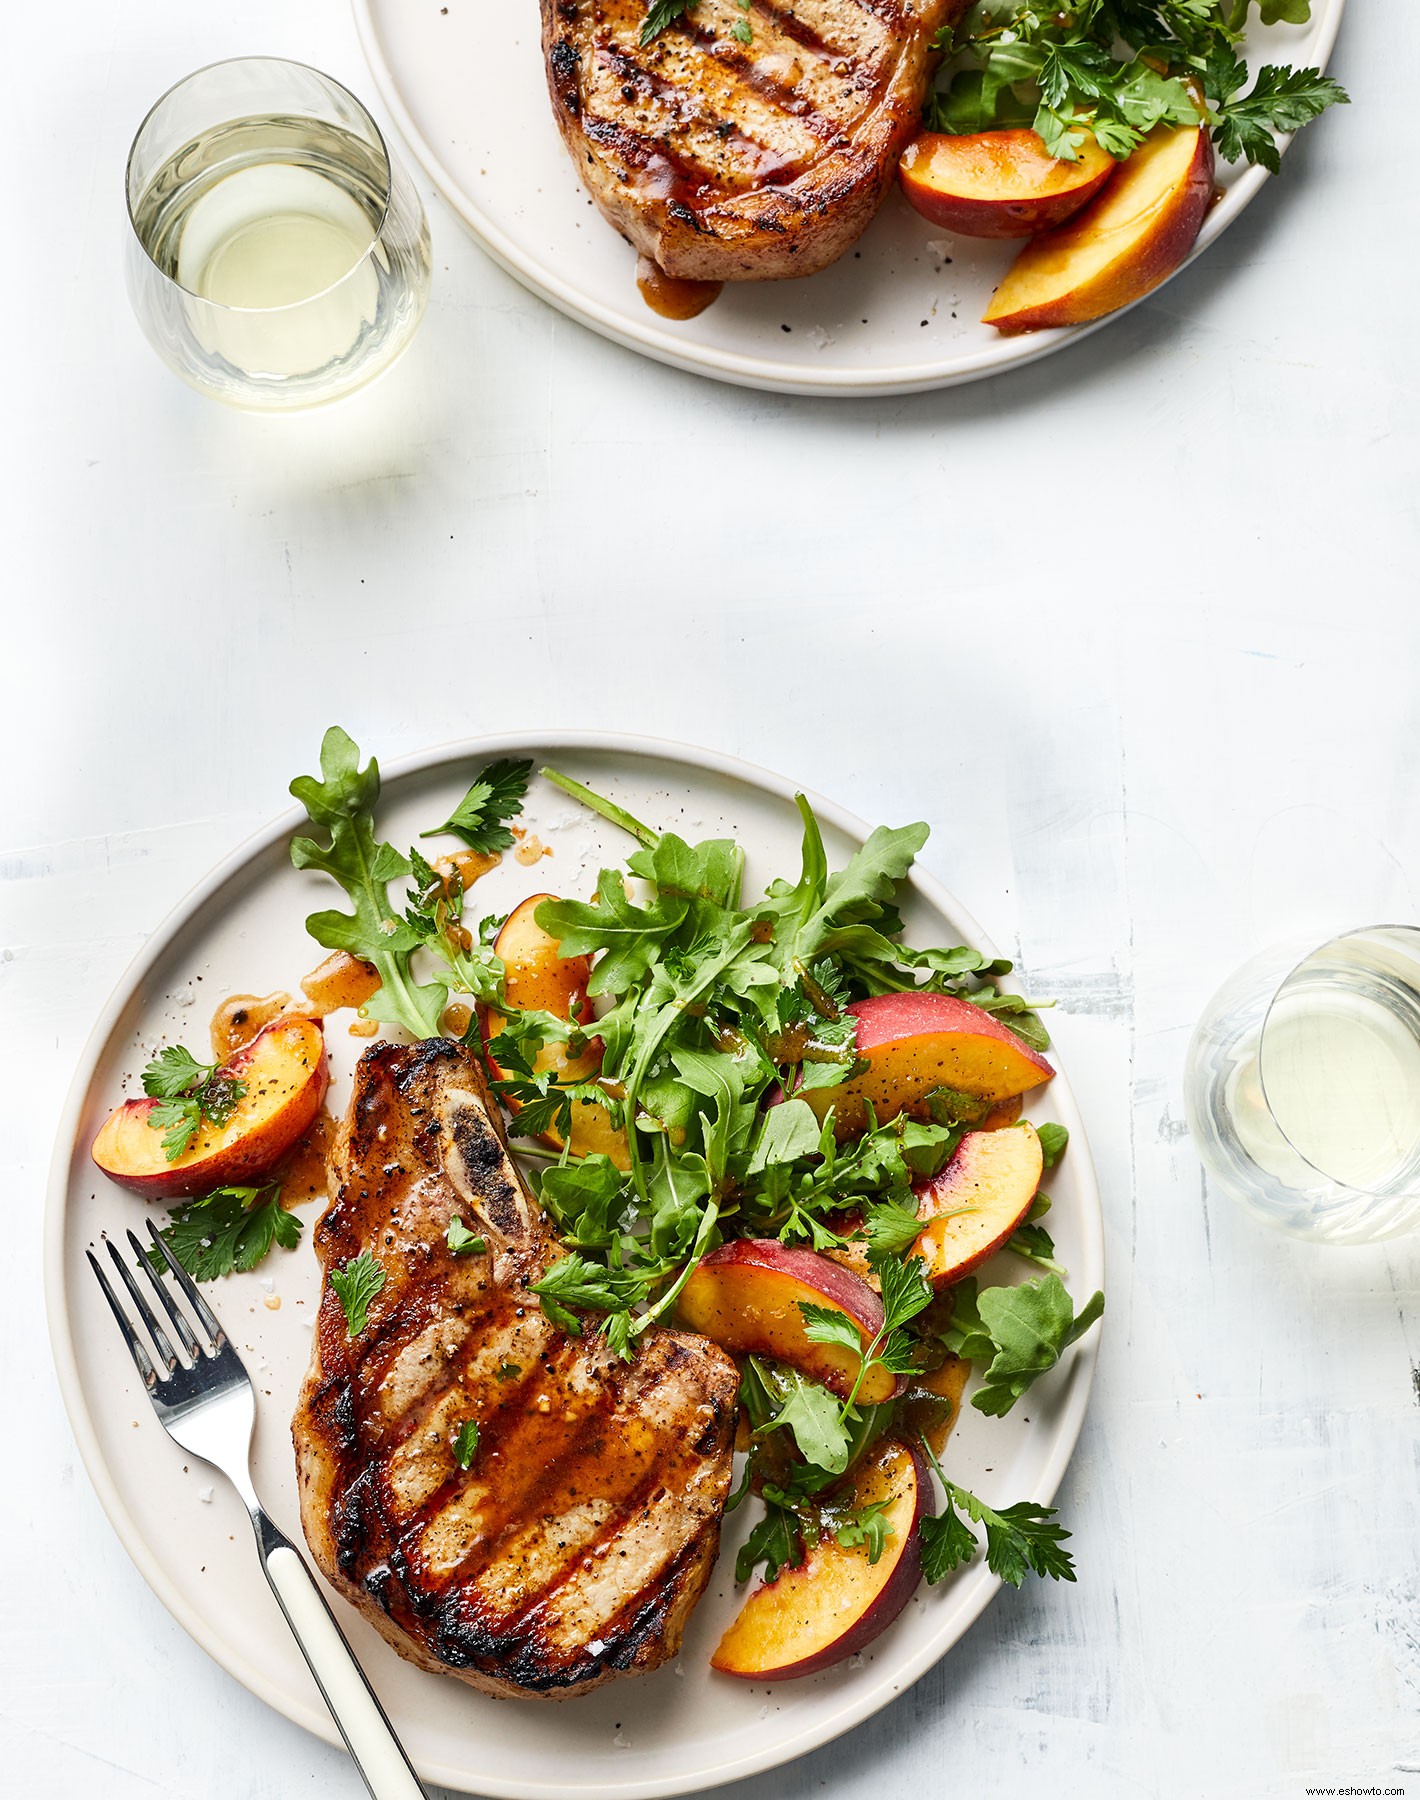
[124,54,397,315]
[1257,920,1420,1198]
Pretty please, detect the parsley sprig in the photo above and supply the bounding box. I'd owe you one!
[141,1045,246,1162]
[148,1182,301,1280]
[918,1436,1075,1587]
[945,1273,1105,1416]
[930,2,1347,170]
[420,758,532,854]
[330,1250,386,1336]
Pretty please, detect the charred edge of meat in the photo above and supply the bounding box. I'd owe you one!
[550,38,581,115]
[667,200,706,233]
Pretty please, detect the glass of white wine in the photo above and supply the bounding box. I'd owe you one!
[1185,926,1420,1244]
[125,58,431,409]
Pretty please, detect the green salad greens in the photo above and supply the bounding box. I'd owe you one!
[283,727,1104,1595]
[928,1,1347,171]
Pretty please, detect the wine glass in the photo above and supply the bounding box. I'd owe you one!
[125,57,431,409]
[1184,925,1420,1244]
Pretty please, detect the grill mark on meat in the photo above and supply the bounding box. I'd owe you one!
[294,1037,738,1700]
[591,43,804,188]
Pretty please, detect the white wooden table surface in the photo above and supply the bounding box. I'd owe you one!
[4,2,1417,1795]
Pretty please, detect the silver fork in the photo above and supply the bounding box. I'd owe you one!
[88,1221,428,1800]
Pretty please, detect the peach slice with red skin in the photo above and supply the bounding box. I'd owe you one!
[899,128,1118,238]
[983,122,1215,332]
[711,1439,928,1679]
[91,1016,329,1200]
[800,991,1053,1136]
[481,894,630,1168]
[913,1121,1043,1288]
[675,1240,902,1404]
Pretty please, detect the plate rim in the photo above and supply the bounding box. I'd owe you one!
[45,728,1105,1797]
[351,0,1347,397]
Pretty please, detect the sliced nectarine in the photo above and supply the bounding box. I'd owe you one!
[801,992,1053,1136]
[712,1439,927,1679]
[676,1240,900,1404]
[913,1122,1043,1288]
[481,894,630,1169]
[900,128,1118,238]
[983,122,1215,332]
[92,1016,329,1200]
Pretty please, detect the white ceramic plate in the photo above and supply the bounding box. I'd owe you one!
[354,0,1345,395]
[46,734,1103,1798]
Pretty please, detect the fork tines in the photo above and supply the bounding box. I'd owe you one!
[87,1221,226,1390]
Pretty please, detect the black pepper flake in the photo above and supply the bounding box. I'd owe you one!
[781,323,791,332]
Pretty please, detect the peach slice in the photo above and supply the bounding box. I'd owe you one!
[712,1439,927,1679]
[92,1016,329,1200]
[900,128,1118,238]
[801,992,1053,1136]
[983,122,1215,332]
[482,895,630,1169]
[676,1240,901,1404]
[913,1122,1043,1288]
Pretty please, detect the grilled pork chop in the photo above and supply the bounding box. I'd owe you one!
[294,1038,739,1699]
[541,0,965,283]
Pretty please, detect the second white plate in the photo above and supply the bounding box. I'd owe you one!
[47,734,1103,1797]
[355,0,1346,395]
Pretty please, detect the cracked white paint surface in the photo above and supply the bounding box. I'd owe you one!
[2,0,1416,1794]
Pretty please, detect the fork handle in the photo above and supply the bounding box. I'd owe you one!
[253,1511,429,1800]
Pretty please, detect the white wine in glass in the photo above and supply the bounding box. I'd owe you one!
[126,60,430,408]
[1185,926,1420,1243]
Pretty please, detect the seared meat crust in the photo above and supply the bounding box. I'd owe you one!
[293,1039,738,1700]
[541,0,965,282]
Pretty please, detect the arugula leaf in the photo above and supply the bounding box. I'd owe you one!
[747,1099,824,1175]
[446,1216,487,1256]
[537,1155,628,1248]
[835,1499,895,1564]
[735,1503,804,1585]
[330,1250,386,1336]
[452,1419,480,1469]
[149,1184,302,1282]
[791,822,930,968]
[945,1275,1104,1417]
[757,1366,852,1473]
[965,989,1053,1053]
[290,728,447,1040]
[535,871,688,997]
[1037,1121,1069,1169]
[420,758,532,853]
[1008,1222,1066,1276]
